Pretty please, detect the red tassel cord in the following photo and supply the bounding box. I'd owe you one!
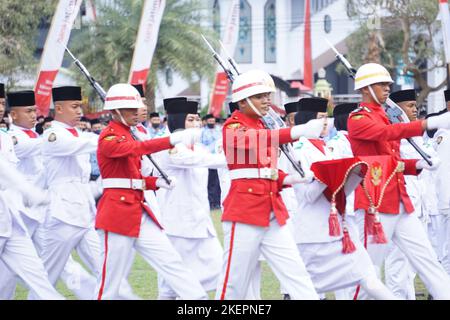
[342,227,356,254]
[365,207,376,235]
[328,201,341,236]
[372,214,388,244]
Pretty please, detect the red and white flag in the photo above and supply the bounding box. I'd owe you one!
[34,0,83,116]
[440,0,450,64]
[128,0,166,88]
[208,0,240,117]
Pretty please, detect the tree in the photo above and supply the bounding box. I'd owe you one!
[345,0,446,106]
[70,0,217,111]
[0,0,57,87]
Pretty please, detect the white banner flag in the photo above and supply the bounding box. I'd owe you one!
[208,0,240,117]
[128,0,166,87]
[35,0,83,116]
[440,0,450,64]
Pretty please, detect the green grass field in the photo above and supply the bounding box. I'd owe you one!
[13,209,429,300]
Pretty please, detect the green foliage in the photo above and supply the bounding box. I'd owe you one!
[0,0,57,86]
[69,0,217,108]
[344,0,445,103]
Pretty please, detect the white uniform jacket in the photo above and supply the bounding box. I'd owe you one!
[42,121,98,228]
[157,142,227,238]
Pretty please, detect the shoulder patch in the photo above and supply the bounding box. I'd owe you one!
[226,123,241,129]
[48,133,57,142]
[436,136,443,145]
[103,135,116,141]
[350,115,364,120]
[12,136,18,145]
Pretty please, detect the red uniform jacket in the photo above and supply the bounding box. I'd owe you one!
[347,102,424,214]
[95,121,172,237]
[222,111,293,227]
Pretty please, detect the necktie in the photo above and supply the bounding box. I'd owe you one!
[67,128,79,137]
[137,125,147,134]
[22,129,38,138]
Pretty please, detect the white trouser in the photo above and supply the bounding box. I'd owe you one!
[158,235,223,299]
[95,213,207,300]
[0,228,63,300]
[116,249,141,300]
[356,206,450,300]
[28,218,101,300]
[384,243,416,300]
[441,214,450,275]
[215,218,319,300]
[297,221,396,300]
[428,215,447,262]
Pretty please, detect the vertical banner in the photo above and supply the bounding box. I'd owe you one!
[303,0,312,90]
[34,0,83,116]
[439,0,450,87]
[128,0,166,88]
[208,0,240,117]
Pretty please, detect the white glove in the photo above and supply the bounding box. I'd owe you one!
[23,189,50,208]
[155,176,177,190]
[283,171,314,185]
[416,157,441,171]
[427,112,450,130]
[290,118,334,140]
[169,128,202,146]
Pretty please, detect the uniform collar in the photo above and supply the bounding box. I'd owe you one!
[360,101,382,111]
[110,120,131,132]
[233,110,263,127]
[9,123,34,132]
[52,120,76,129]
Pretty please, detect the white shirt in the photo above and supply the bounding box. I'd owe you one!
[42,121,98,228]
[291,137,343,244]
[157,142,226,238]
[434,129,450,215]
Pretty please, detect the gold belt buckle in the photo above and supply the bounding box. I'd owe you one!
[260,167,278,181]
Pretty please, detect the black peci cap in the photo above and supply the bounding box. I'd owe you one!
[333,103,358,116]
[298,97,328,113]
[52,86,82,102]
[149,112,160,118]
[284,102,299,115]
[7,90,35,107]
[0,83,5,98]
[164,98,198,115]
[389,89,417,103]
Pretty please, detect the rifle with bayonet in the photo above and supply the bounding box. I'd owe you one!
[325,39,433,166]
[202,35,306,177]
[64,46,172,185]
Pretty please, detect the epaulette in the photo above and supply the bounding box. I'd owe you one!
[351,105,371,113]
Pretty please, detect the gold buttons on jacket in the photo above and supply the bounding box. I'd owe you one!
[120,196,125,201]
[270,192,273,196]
[248,188,253,192]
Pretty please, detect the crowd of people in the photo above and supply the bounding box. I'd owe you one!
[0,62,450,300]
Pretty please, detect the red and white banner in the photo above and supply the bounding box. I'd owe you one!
[34,0,83,116]
[128,0,166,88]
[439,0,450,64]
[303,0,313,90]
[208,0,240,117]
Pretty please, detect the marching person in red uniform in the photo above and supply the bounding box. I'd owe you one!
[95,83,207,300]
[215,69,329,300]
[347,63,450,299]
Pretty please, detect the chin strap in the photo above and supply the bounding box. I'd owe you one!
[245,98,263,118]
[115,109,129,127]
[368,85,381,105]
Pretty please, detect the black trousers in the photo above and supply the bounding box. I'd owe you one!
[207,169,221,209]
